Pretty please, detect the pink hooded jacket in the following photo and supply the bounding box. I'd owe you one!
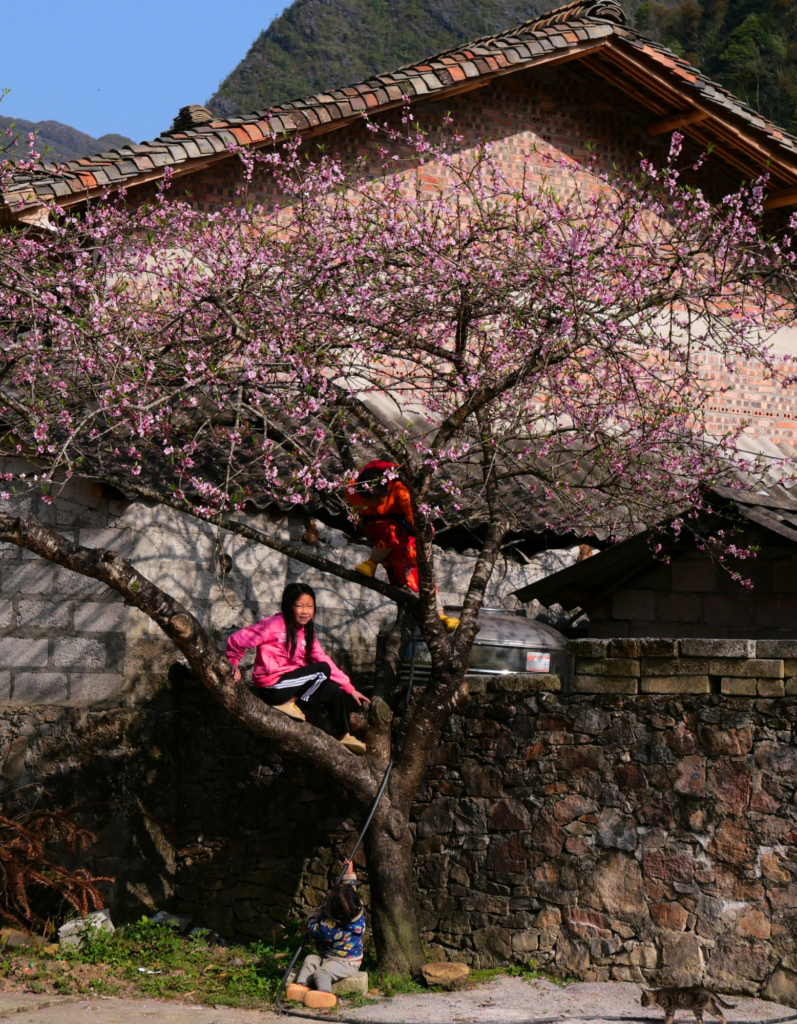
[225,614,354,693]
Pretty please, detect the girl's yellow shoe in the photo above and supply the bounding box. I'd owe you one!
[355,559,378,577]
[439,614,460,633]
[341,734,367,755]
[286,984,309,1001]
[274,701,306,721]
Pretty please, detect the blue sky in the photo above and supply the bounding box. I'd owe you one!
[1,0,287,143]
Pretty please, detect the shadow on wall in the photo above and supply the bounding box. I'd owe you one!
[0,691,181,922]
[0,664,359,936]
[170,667,361,940]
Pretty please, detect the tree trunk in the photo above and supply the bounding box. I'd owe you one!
[364,808,425,975]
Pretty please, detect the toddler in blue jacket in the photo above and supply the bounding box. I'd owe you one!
[285,860,366,1008]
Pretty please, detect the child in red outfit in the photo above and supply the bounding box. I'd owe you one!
[345,460,459,632]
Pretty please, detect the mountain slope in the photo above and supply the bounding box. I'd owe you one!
[208,0,544,118]
[0,116,133,163]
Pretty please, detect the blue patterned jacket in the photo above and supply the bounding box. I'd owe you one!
[306,874,365,960]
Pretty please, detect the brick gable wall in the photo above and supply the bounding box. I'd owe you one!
[153,61,796,445]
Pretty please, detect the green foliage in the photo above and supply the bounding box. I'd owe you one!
[377,971,428,996]
[207,0,544,117]
[631,0,797,131]
[207,0,797,134]
[0,115,133,163]
[14,919,302,1008]
[469,959,577,986]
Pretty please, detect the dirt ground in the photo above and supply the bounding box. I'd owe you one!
[2,978,794,1024]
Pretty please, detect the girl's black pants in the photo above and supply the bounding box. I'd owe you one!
[254,662,349,735]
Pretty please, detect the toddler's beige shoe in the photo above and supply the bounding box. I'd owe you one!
[304,991,337,1008]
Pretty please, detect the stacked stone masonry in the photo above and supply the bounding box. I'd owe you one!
[5,666,797,1001]
[571,638,797,698]
[413,681,797,1003]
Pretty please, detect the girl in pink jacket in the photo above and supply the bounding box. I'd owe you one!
[226,583,370,755]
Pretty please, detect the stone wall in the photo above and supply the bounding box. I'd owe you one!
[6,653,797,1001]
[413,682,797,1003]
[152,669,797,1002]
[570,637,797,697]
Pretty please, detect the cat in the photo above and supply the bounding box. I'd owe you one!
[641,987,737,1024]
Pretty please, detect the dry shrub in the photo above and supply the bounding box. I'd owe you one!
[0,806,112,931]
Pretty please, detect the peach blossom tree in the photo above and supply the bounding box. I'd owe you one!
[0,122,792,970]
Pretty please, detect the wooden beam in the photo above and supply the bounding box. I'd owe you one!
[607,41,797,182]
[584,55,764,180]
[763,186,797,210]
[648,108,709,136]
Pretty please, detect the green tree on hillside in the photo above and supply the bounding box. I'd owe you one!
[636,0,797,131]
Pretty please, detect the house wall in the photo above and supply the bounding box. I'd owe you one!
[156,59,797,446]
[584,535,797,640]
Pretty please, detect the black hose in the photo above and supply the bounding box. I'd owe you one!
[273,639,795,1024]
[277,1014,797,1024]
[276,632,419,1014]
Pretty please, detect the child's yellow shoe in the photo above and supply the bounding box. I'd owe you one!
[439,614,460,633]
[286,984,309,1001]
[274,700,306,721]
[341,734,367,756]
[355,559,378,577]
[305,991,337,1008]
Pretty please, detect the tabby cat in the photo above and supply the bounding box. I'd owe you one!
[641,987,737,1024]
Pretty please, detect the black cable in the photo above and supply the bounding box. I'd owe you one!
[277,1014,797,1024]
[274,639,795,1024]
[276,632,419,1014]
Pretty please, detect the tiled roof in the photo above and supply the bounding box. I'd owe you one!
[512,479,797,605]
[5,0,797,219]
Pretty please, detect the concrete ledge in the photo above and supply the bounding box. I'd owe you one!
[709,658,784,678]
[573,675,638,694]
[757,640,797,657]
[680,639,756,657]
[567,638,796,696]
[467,673,561,694]
[575,658,639,677]
[640,676,709,694]
[721,677,756,696]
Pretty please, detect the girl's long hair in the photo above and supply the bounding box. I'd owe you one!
[281,582,316,663]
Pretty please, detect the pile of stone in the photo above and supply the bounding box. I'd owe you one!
[58,908,114,947]
[570,638,797,696]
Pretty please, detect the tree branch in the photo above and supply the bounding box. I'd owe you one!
[92,472,420,611]
[0,512,378,804]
